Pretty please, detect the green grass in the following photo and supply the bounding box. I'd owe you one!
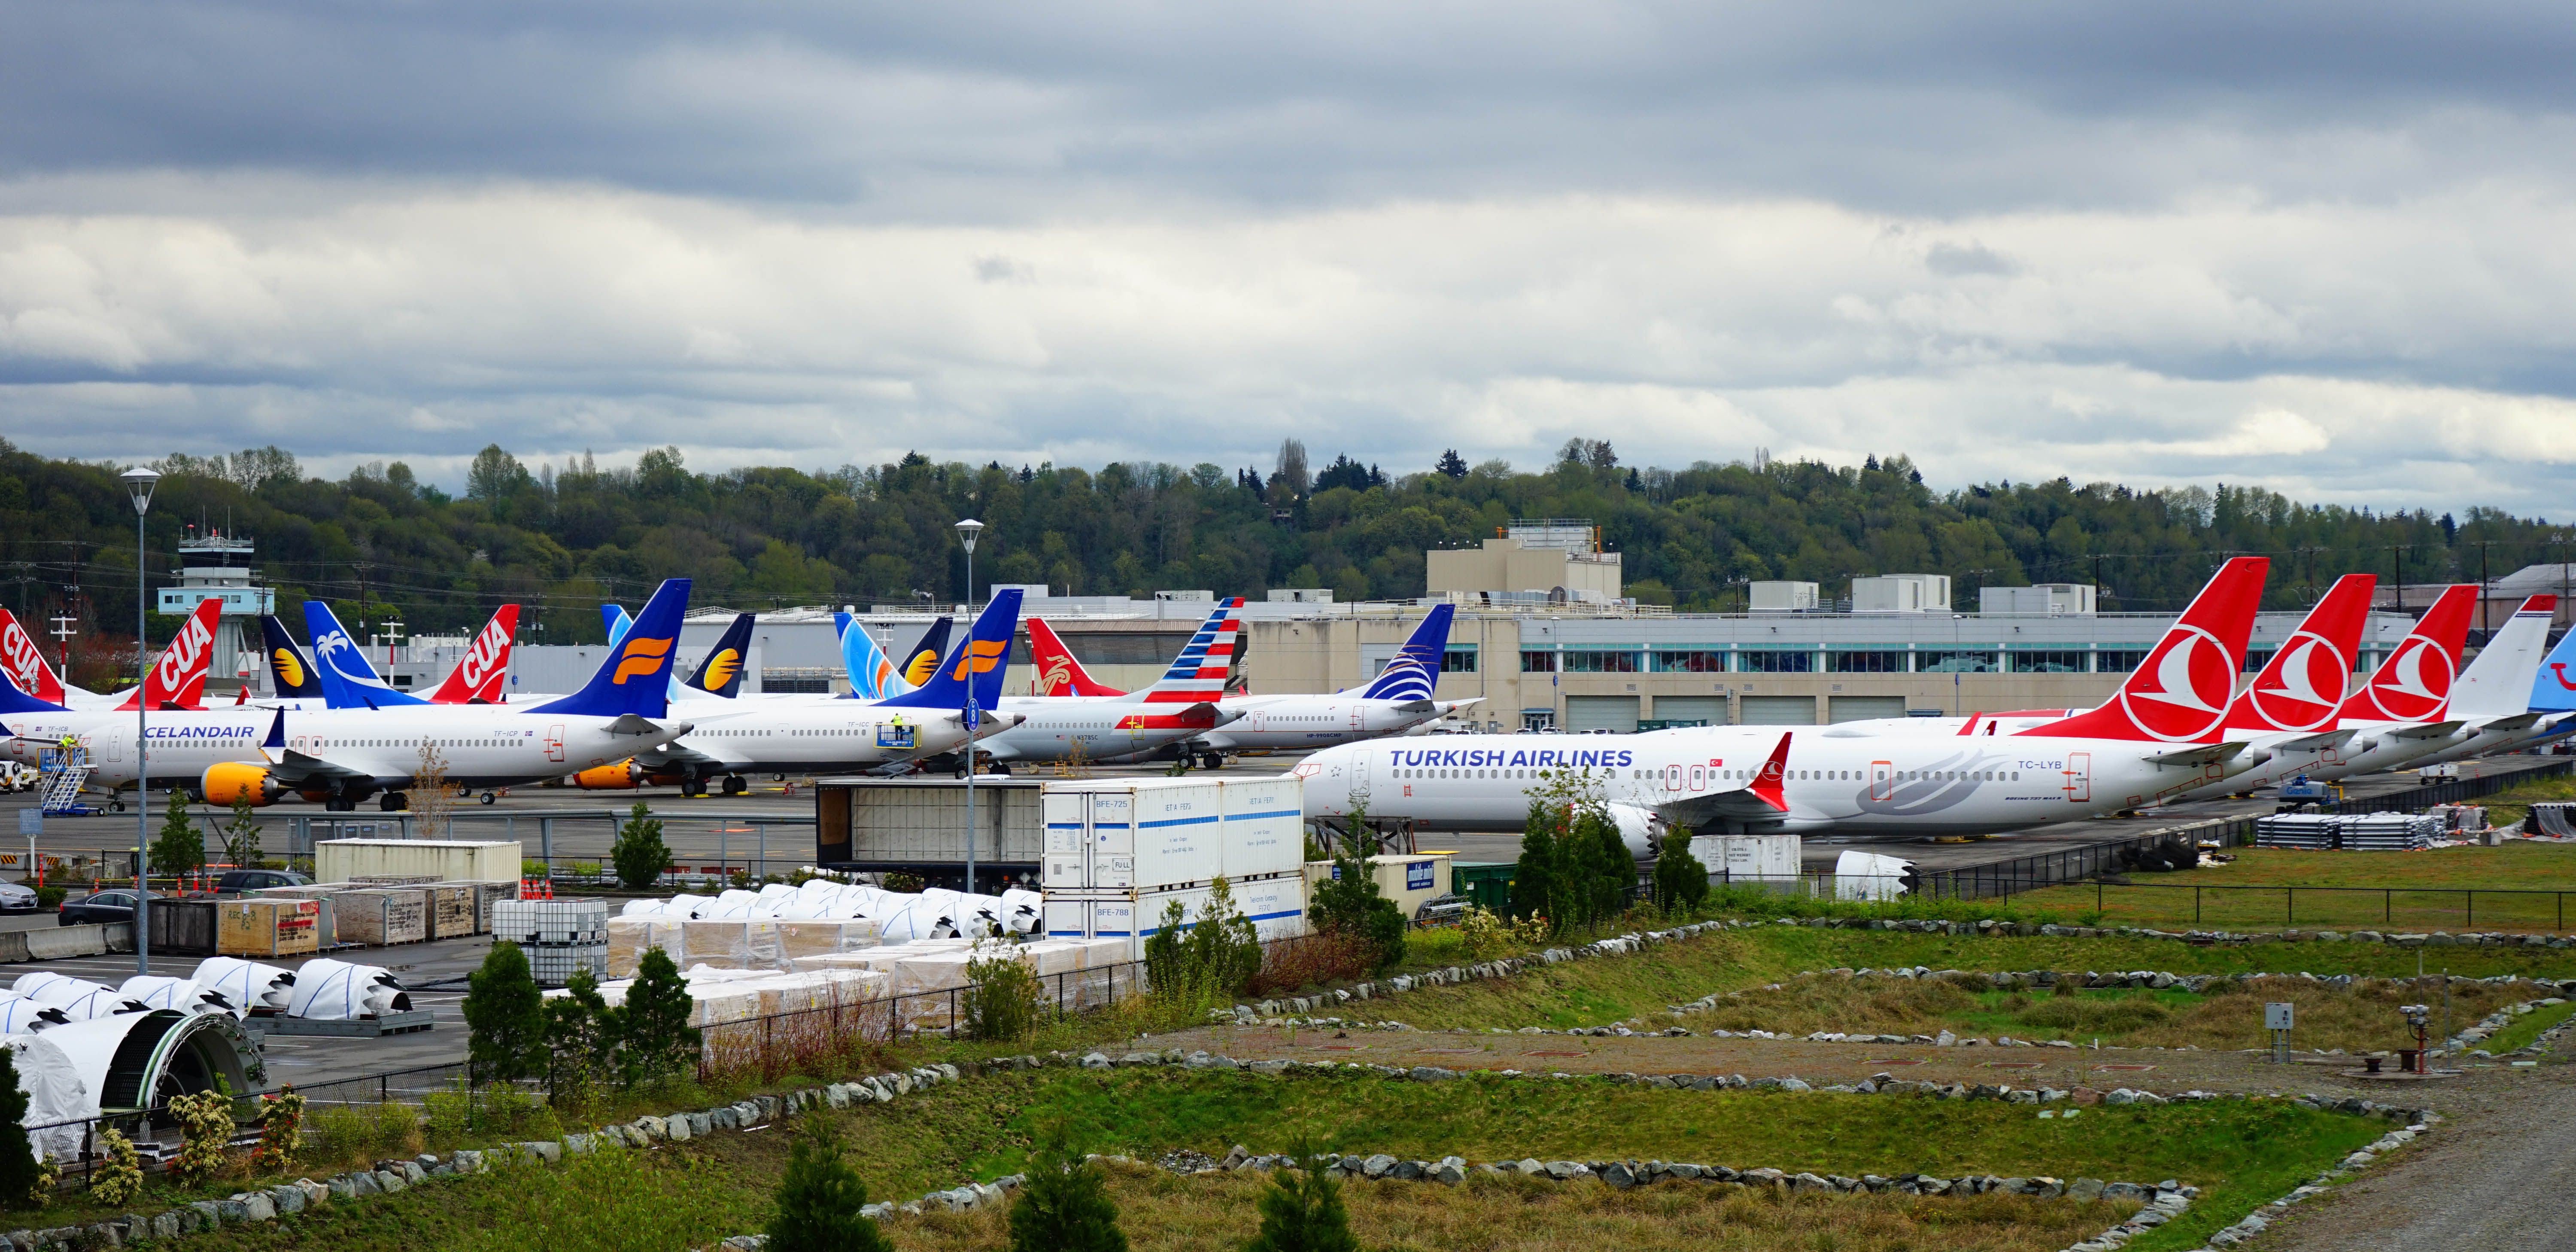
[2479,998,2576,1054]
[2008,843,2576,932]
[172,1069,2383,1252]
[2472,774,2576,829]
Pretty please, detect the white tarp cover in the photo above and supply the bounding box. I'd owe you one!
[0,994,68,1033]
[192,958,295,1011]
[23,976,146,1022]
[608,917,685,977]
[287,960,408,1019]
[999,889,1045,936]
[12,972,102,1005]
[1833,850,1914,902]
[118,976,235,1017]
[0,1034,91,1162]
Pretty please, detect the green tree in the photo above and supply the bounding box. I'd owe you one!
[1307,851,1407,972]
[618,946,700,1090]
[1652,834,1710,915]
[1007,1126,1127,1252]
[610,802,671,890]
[544,966,614,1113]
[764,1120,893,1252]
[1242,1139,1359,1252]
[0,1045,39,1210]
[149,799,204,880]
[1185,876,1264,996]
[1509,799,1561,930]
[1577,804,1635,926]
[219,791,264,868]
[463,941,547,1083]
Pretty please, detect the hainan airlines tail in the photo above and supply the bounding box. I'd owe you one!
[2224,573,2375,734]
[0,609,73,706]
[259,615,325,700]
[689,612,757,698]
[2018,556,2269,743]
[2337,585,2476,724]
[1026,617,1124,696]
[427,604,519,704]
[117,597,225,712]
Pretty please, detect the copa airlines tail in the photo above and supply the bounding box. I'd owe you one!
[302,602,429,709]
[119,597,225,712]
[427,604,519,704]
[689,612,757,698]
[875,591,1023,713]
[1026,617,1124,696]
[259,615,326,700]
[2018,556,2269,743]
[0,609,71,706]
[533,579,693,719]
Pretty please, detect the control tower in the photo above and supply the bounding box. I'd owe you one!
[158,529,273,697]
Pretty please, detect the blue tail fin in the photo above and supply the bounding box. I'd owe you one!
[1360,656,1437,701]
[875,591,1022,711]
[263,706,286,751]
[259,615,325,699]
[602,604,633,648]
[0,665,67,715]
[893,618,951,694]
[2531,622,2576,713]
[533,579,693,718]
[303,603,429,708]
[840,613,894,700]
[688,612,757,697]
[1393,603,1455,673]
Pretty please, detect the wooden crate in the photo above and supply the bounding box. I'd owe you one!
[335,889,427,946]
[217,900,322,958]
[427,885,477,939]
[468,881,519,933]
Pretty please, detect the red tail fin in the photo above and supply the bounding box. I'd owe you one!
[1025,617,1124,697]
[2230,573,2374,732]
[0,609,67,705]
[431,604,519,704]
[1749,732,1792,811]
[117,598,222,711]
[2018,556,2269,743]
[2339,584,2475,723]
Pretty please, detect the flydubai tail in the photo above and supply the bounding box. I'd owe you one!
[2020,556,2269,743]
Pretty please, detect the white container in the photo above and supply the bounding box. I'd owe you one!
[1687,834,1801,886]
[315,839,523,884]
[1040,778,1226,891]
[1040,874,1304,958]
[1218,777,1304,880]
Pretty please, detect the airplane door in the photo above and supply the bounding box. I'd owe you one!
[1871,760,1893,801]
[1350,704,1365,731]
[1688,765,1704,792]
[544,724,566,763]
[2063,752,2091,803]
[1354,748,1372,798]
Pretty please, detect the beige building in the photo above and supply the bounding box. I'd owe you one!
[1425,522,1622,605]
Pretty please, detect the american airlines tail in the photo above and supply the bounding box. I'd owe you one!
[1026,617,1125,696]
[2224,573,2376,733]
[2018,556,2269,743]
[427,604,520,704]
[2337,585,2476,724]
[1116,598,1242,705]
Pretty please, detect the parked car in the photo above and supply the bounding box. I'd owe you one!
[213,869,311,897]
[0,883,36,913]
[59,890,135,926]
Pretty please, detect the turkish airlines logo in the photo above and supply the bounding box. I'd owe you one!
[611,636,674,685]
[2247,630,2348,731]
[271,648,306,688]
[947,639,1007,681]
[2116,625,2237,742]
[2369,636,2454,721]
[152,609,216,694]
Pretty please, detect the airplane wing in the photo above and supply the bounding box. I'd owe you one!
[2269,728,2356,752]
[258,748,397,791]
[1649,733,1794,830]
[2385,720,2466,740]
[2143,741,2251,768]
[2464,711,2546,733]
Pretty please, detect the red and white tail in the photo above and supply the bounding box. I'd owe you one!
[1026,617,1126,697]
[431,604,520,704]
[117,597,222,712]
[0,609,67,706]
[2338,584,2476,724]
[2018,556,2269,743]
[1122,598,1243,704]
[2228,573,2375,733]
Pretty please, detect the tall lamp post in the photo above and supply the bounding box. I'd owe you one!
[954,517,984,896]
[120,466,158,975]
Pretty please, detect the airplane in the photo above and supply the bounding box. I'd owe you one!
[2360,594,2561,770]
[972,602,1244,768]
[1291,557,2276,857]
[2497,617,2576,756]
[565,591,1030,796]
[0,580,706,811]
[275,603,526,709]
[0,600,222,713]
[1021,600,1476,764]
[259,615,327,702]
[682,612,756,698]
[838,612,952,700]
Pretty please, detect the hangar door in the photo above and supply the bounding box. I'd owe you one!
[1737,695,1818,725]
[1562,696,1641,732]
[1828,696,1908,723]
[1652,696,1727,726]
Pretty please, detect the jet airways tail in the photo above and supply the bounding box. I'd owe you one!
[533,579,693,719]
[0,609,69,706]
[2337,584,2476,724]
[428,604,520,704]
[1026,617,1126,696]
[2227,573,2375,733]
[259,615,326,700]
[303,602,430,708]
[876,591,1023,713]
[688,612,756,698]
[1117,599,1242,705]
[2020,556,2269,743]
[2448,594,2557,718]
[895,618,951,692]
[118,597,225,712]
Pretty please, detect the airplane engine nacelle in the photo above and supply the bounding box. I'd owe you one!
[1606,803,1663,861]
[201,763,285,807]
[573,760,645,790]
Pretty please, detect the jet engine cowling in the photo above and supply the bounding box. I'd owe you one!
[573,759,646,789]
[201,762,286,807]
[1606,803,1664,861]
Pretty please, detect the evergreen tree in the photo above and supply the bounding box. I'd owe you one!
[1008,1127,1127,1252]
[1435,449,1468,479]
[765,1120,893,1252]
[610,801,671,890]
[0,1045,38,1211]
[618,946,700,1089]
[149,799,204,880]
[543,966,613,1112]
[220,791,264,868]
[463,941,546,1083]
[1307,849,1407,972]
[1509,800,1560,929]
[1652,835,1710,915]
[1580,805,1634,925]
[1242,1140,1358,1252]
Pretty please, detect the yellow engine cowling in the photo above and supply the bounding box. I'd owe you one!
[573,759,646,789]
[201,762,284,807]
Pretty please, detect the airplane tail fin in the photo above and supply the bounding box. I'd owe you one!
[258,615,325,699]
[2227,573,2374,732]
[895,618,951,693]
[838,613,895,700]
[0,609,68,706]
[2531,603,2576,714]
[428,604,519,704]
[0,664,67,715]
[302,601,430,708]
[115,597,225,712]
[1027,617,1125,696]
[1123,599,1242,705]
[533,579,693,719]
[876,592,1023,711]
[2339,585,2476,723]
[2017,556,2269,743]
[601,604,633,649]
[2448,594,2558,718]
[1360,656,1437,701]
[1393,603,1455,674]
[689,612,757,698]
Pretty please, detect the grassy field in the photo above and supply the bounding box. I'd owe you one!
[1353,923,2576,1032]
[2005,843,2576,933]
[2467,773,2576,829]
[2479,998,2576,1053]
[165,1069,2380,1252]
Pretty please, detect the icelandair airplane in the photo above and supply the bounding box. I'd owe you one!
[1,581,704,811]
[0,600,223,713]
[1293,557,2277,856]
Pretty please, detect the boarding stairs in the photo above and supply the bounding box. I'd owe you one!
[37,746,96,816]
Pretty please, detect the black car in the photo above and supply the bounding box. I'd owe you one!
[59,890,136,926]
[214,869,311,897]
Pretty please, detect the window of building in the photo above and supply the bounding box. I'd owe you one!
[1561,650,1642,673]
[2242,648,2274,674]
[1649,650,1727,673]
[1738,650,1814,673]
[2096,651,2151,674]
[1519,650,1558,673]
[2008,651,2088,673]
[1442,645,1478,673]
[1917,650,1998,673]
[1826,650,1906,673]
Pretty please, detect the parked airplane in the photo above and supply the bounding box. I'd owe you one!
[2366,595,2561,769]
[0,600,222,713]
[259,615,327,702]
[0,581,705,811]
[1292,557,2276,856]
[975,602,1242,768]
[836,613,951,700]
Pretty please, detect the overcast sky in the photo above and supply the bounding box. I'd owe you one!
[4,1,2574,512]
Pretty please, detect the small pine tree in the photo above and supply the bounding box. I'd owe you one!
[463,941,547,1084]
[611,802,672,889]
[149,799,204,880]
[1510,800,1560,930]
[1652,836,1710,915]
[1306,850,1406,972]
[764,1120,892,1252]
[544,967,612,1113]
[1185,876,1263,996]
[0,1046,39,1211]
[221,790,264,869]
[1242,1139,1359,1252]
[619,946,701,1090]
[1008,1127,1127,1252]
[1580,806,1634,924]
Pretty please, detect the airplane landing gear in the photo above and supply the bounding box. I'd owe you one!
[380,792,409,812]
[480,791,499,805]
[721,776,747,796]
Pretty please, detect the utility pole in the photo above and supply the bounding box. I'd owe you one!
[2390,545,2409,615]
[48,610,75,677]
[2476,541,2494,637]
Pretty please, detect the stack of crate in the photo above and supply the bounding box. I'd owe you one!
[1039,776,1308,962]
[491,898,610,987]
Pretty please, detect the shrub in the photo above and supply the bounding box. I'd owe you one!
[87,1127,141,1207]
[545,968,615,1114]
[1652,836,1710,914]
[1243,1140,1358,1252]
[1248,931,1374,996]
[1148,876,1266,1009]
[168,1085,237,1187]
[1007,1127,1127,1252]
[765,1121,892,1252]
[1307,854,1406,973]
[619,947,701,1090]
[28,887,62,912]
[0,1046,38,1209]
[1509,802,1559,929]
[611,802,672,890]
[220,791,264,870]
[149,799,204,880]
[252,1088,306,1171]
[963,942,1044,1043]
[465,942,547,1084]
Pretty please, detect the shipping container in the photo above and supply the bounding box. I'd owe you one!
[217,900,321,958]
[1687,834,1800,887]
[809,777,1046,886]
[316,839,523,884]
[1043,873,1306,959]
[1216,777,1306,880]
[335,889,428,946]
[1038,777,1290,892]
[1305,853,1451,920]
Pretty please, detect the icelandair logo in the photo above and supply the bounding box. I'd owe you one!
[948,639,1007,680]
[612,636,674,685]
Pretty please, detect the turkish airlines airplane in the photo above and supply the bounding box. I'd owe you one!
[2361,594,2561,770]
[0,600,223,713]
[1292,557,2277,856]
[0,581,705,812]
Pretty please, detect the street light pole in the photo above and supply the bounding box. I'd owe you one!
[954,517,984,897]
[120,466,158,975]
